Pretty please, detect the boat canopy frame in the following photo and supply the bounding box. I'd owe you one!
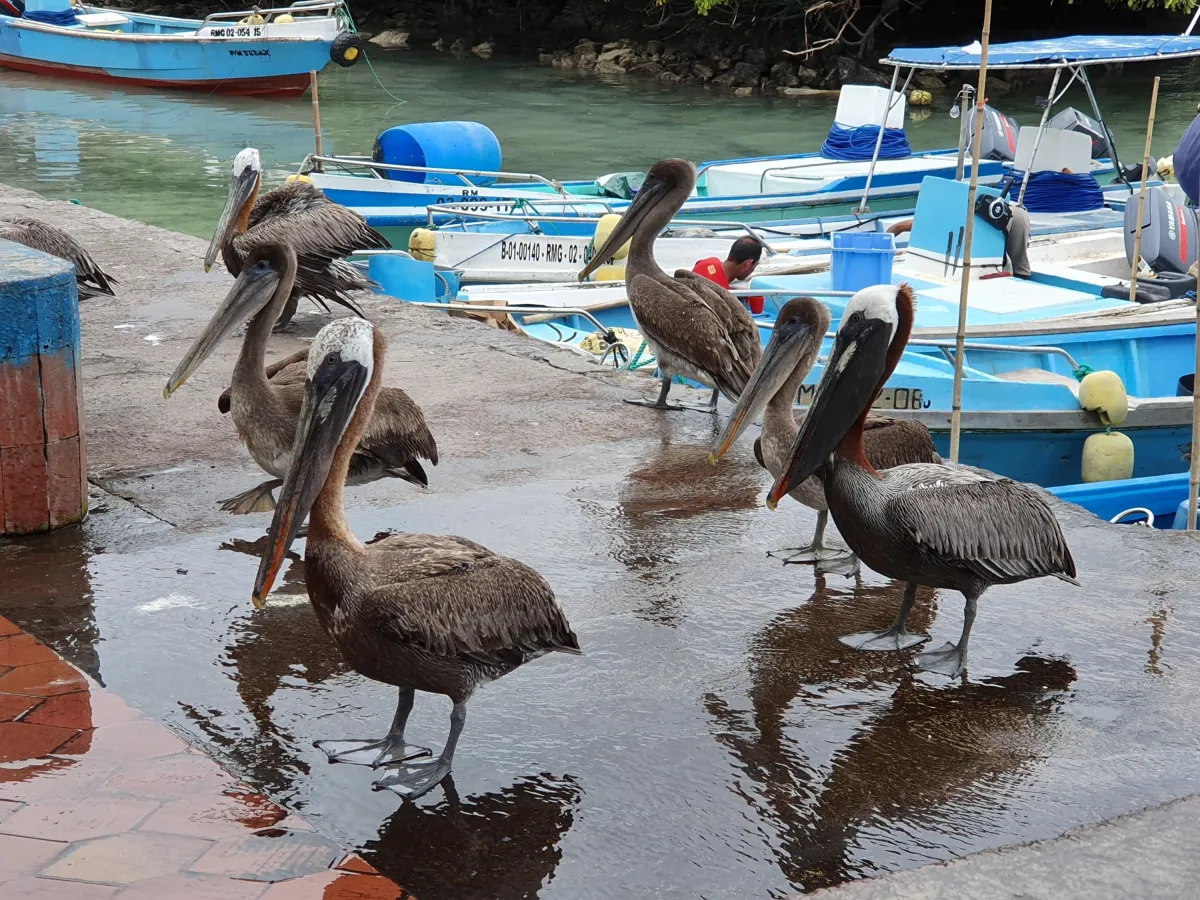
[856,28,1200,213]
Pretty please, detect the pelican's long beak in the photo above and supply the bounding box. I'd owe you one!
[205,168,259,272]
[710,322,811,465]
[766,317,892,509]
[577,173,669,281]
[251,354,369,609]
[163,260,280,398]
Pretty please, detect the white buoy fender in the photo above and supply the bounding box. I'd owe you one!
[1078,370,1129,427]
[1082,431,1135,483]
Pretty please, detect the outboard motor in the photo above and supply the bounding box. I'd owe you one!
[1123,186,1199,275]
[967,105,1020,162]
[1049,107,1111,160]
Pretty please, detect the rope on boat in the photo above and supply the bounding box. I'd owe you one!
[1012,170,1105,213]
[341,9,407,108]
[821,125,912,161]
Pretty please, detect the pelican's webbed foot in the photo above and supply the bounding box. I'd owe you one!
[626,379,719,414]
[314,738,432,768]
[915,642,968,678]
[840,627,930,652]
[372,756,453,798]
[219,479,283,515]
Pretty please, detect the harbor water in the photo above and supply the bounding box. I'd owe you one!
[2,51,1200,238]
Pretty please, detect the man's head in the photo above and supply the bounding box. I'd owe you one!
[725,236,764,281]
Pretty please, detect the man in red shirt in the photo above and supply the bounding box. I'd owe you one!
[692,236,766,314]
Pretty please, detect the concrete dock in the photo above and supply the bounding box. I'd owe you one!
[2,182,1199,899]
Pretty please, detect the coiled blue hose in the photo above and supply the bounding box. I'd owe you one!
[1013,170,1104,213]
[820,125,912,162]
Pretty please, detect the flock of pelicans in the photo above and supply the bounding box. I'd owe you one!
[2,153,1079,801]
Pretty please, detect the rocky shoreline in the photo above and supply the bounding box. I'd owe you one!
[365,29,966,98]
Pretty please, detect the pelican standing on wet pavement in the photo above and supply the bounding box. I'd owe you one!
[251,317,580,798]
[207,148,390,331]
[766,284,1077,677]
[164,242,437,514]
[577,158,761,412]
[710,297,940,572]
[0,216,117,299]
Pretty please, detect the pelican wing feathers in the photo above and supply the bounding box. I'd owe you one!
[356,533,580,665]
[884,465,1078,586]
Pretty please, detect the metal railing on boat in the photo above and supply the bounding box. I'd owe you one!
[198,0,346,26]
[301,155,568,193]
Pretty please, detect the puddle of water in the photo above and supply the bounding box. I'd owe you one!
[5,448,1200,899]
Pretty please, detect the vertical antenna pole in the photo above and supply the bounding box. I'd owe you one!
[1129,76,1161,304]
[948,0,993,464]
[310,70,324,166]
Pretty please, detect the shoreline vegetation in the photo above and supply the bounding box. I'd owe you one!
[110,0,1192,98]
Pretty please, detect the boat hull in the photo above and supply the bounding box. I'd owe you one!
[0,51,312,96]
[0,9,340,96]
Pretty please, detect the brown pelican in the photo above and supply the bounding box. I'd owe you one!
[164,242,437,514]
[207,148,390,330]
[0,216,116,299]
[576,158,761,412]
[766,284,1077,677]
[710,297,939,572]
[250,317,579,798]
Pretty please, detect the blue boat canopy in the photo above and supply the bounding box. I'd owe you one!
[882,34,1200,70]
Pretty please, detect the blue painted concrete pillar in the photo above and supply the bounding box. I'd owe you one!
[0,238,86,534]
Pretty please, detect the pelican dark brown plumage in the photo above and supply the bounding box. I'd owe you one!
[767,284,1078,677]
[577,158,761,412]
[710,296,940,574]
[207,148,390,331]
[164,241,437,514]
[0,216,117,299]
[251,317,580,798]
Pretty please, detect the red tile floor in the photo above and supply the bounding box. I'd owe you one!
[0,615,415,899]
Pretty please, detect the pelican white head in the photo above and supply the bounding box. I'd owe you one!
[307,317,376,382]
[233,147,262,177]
[840,284,901,340]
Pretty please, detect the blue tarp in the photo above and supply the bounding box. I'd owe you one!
[1175,114,1200,207]
[883,35,1200,69]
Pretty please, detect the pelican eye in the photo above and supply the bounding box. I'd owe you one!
[787,316,800,326]
[323,352,339,367]
[848,311,863,324]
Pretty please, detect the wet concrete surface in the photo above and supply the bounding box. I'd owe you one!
[4,185,1200,898]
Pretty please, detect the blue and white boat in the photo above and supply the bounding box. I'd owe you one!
[417,171,1196,489]
[0,0,360,96]
[302,80,1121,229]
[1050,472,1196,529]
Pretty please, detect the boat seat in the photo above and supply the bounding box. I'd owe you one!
[77,12,130,27]
[995,367,1080,396]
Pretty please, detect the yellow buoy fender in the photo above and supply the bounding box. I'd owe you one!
[1082,431,1135,483]
[408,228,437,262]
[1078,370,1129,426]
[592,213,631,261]
[274,13,295,23]
[239,13,265,24]
[909,89,933,107]
[591,263,625,281]
[285,174,312,184]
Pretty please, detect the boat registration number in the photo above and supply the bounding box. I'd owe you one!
[797,384,930,410]
[208,25,264,38]
[498,239,583,265]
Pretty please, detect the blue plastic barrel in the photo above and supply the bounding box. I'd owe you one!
[831,231,896,292]
[372,122,502,186]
